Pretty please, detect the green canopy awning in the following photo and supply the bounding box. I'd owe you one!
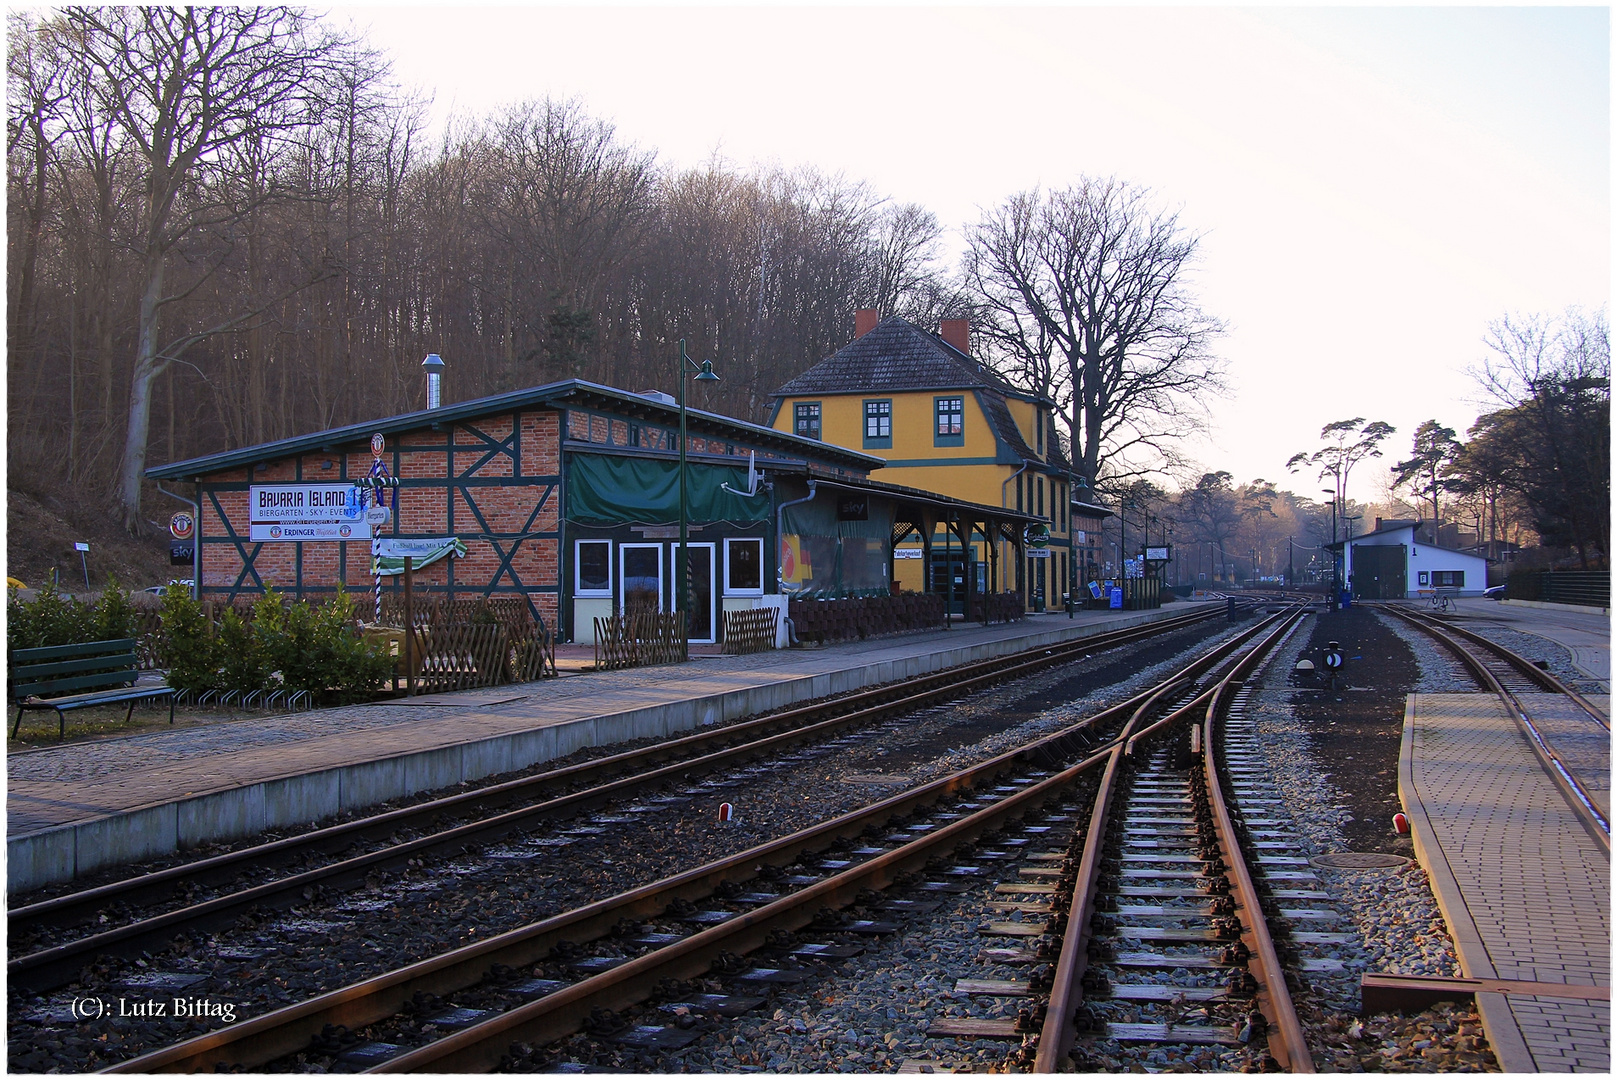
[566,453,769,526]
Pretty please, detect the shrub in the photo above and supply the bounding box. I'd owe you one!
[255,586,391,704]
[92,576,140,642]
[98,584,391,704]
[7,578,141,652]
[158,584,218,694]
[216,608,268,693]
[7,582,92,651]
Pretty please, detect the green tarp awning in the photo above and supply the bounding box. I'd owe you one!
[567,454,769,526]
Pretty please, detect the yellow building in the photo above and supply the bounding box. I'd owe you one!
[767,312,1077,612]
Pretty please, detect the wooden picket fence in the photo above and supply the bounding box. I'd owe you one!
[722,607,779,655]
[592,612,688,671]
[136,594,557,695]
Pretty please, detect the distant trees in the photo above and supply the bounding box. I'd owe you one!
[1461,309,1609,567]
[7,8,961,526]
[1168,471,1284,582]
[964,177,1225,492]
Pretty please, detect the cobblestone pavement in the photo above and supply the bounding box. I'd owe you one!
[7,612,1126,836]
[1405,692,1610,1072]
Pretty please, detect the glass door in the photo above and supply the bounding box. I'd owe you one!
[619,544,663,616]
[676,542,717,644]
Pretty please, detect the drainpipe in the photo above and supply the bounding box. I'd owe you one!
[775,479,818,644]
[1001,461,1031,607]
[156,484,201,601]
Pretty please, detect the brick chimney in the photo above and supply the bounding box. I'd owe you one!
[940,319,970,355]
[854,308,880,338]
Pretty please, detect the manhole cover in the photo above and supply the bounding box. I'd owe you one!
[1310,852,1409,869]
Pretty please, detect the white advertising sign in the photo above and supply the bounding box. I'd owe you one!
[249,484,373,541]
[249,521,369,542]
[250,484,365,523]
[375,538,451,559]
[1028,549,1050,559]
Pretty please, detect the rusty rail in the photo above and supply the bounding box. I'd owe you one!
[108,689,1151,1073]
[1034,606,1312,1071]
[105,608,1252,1073]
[1379,604,1609,850]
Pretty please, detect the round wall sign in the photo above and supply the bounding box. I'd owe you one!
[169,512,195,541]
[371,432,386,457]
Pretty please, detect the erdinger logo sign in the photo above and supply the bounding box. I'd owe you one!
[249,483,372,542]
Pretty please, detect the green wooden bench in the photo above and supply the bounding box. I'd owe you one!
[9,638,174,739]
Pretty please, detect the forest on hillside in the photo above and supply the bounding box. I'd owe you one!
[7,8,1606,574]
[7,9,973,526]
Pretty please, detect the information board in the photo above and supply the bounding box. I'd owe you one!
[249,484,370,541]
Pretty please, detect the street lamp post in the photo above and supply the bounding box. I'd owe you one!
[676,339,719,639]
[1322,488,1338,606]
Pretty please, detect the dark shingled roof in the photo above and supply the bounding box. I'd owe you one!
[771,315,1069,473]
[771,316,1022,397]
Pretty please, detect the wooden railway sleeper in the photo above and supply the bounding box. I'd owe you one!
[104,624,1261,1073]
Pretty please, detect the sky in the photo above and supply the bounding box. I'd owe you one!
[335,3,1610,505]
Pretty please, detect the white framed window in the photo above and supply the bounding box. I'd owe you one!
[724,537,765,596]
[575,539,613,597]
[619,543,663,614]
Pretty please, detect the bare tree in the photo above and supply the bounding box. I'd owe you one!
[485,98,657,379]
[36,6,349,530]
[862,201,969,325]
[1470,308,1609,565]
[965,177,1226,490]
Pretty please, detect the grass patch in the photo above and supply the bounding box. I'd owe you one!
[7,700,288,750]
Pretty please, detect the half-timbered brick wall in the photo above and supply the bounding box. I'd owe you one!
[196,410,563,631]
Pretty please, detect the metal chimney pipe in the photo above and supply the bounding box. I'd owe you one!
[423,353,445,410]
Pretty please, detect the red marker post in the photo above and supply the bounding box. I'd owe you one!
[1392,812,1410,835]
[717,802,734,823]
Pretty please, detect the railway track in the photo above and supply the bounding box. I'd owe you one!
[10,607,1238,994]
[93,603,1316,1073]
[1378,604,1609,849]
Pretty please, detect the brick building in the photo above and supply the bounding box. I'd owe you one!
[147,377,1039,643]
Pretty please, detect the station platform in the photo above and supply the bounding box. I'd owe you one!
[7,603,1212,893]
[1401,692,1611,1072]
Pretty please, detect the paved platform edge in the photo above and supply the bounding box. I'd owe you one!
[1499,598,1611,616]
[8,607,1186,892]
[1399,692,1557,1074]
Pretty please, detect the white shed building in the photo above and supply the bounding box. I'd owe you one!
[1336,520,1491,600]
